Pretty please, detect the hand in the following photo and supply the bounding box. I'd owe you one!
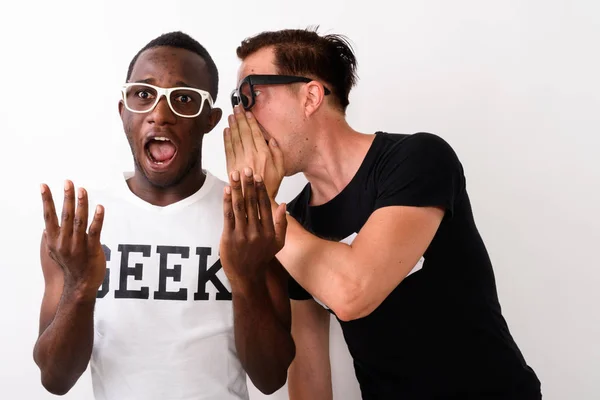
[224,106,285,200]
[219,168,287,290]
[41,180,106,299]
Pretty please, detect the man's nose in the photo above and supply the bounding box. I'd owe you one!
[148,95,176,125]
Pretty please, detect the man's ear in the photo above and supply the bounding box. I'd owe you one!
[205,107,223,133]
[118,100,124,118]
[304,81,326,117]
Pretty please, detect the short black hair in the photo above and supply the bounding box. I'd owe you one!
[126,31,219,100]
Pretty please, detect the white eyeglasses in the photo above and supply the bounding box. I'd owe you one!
[121,83,214,118]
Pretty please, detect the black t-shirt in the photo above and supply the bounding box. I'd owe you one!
[287,132,541,399]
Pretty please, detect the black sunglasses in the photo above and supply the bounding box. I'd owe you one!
[230,74,331,110]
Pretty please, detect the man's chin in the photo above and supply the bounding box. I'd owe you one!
[139,152,199,189]
[141,170,181,189]
[135,157,182,189]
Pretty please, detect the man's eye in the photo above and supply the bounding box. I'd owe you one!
[176,95,192,103]
[136,90,153,99]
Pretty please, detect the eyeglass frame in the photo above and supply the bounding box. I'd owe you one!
[230,74,332,110]
[121,82,214,118]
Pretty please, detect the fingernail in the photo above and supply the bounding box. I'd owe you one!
[64,180,70,191]
[244,167,253,177]
[232,170,240,181]
[228,115,234,123]
[40,184,46,194]
[96,205,103,214]
[77,188,84,199]
[254,174,263,182]
[245,112,252,119]
[225,186,231,194]
[234,106,241,114]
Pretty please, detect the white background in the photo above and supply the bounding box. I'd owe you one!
[1,0,598,399]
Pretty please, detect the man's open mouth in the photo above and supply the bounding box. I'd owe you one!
[145,137,177,164]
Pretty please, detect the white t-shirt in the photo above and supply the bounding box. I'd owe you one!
[86,170,248,400]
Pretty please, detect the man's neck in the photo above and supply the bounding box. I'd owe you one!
[302,120,375,206]
[127,166,206,207]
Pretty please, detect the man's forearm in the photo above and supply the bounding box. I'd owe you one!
[33,288,96,395]
[231,277,296,395]
[276,214,358,313]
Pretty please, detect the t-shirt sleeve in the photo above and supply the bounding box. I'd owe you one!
[288,276,313,300]
[374,132,464,215]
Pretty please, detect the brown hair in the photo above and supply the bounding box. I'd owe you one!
[236,27,358,112]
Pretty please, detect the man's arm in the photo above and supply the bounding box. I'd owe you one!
[231,258,295,394]
[288,299,332,400]
[276,205,444,322]
[220,170,295,394]
[33,233,97,395]
[33,182,106,395]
